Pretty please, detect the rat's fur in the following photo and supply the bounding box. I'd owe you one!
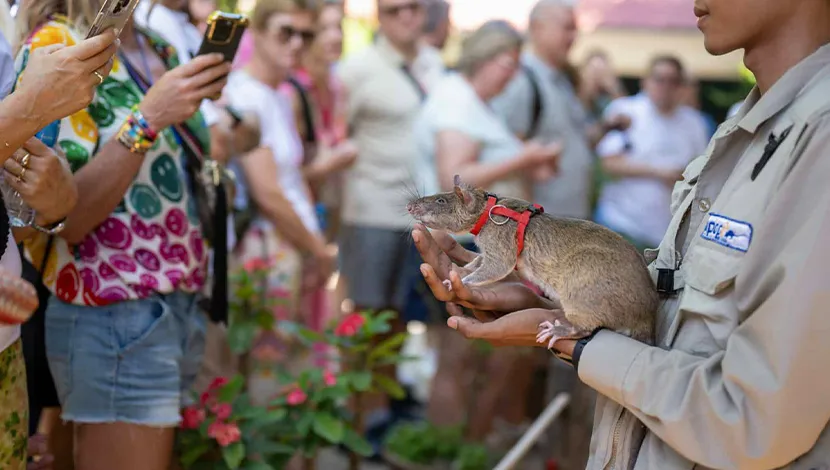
[407,177,658,345]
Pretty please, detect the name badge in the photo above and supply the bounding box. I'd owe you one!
[700,213,753,252]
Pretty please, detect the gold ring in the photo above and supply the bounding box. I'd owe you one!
[18,152,30,169]
[18,167,26,182]
[94,71,104,84]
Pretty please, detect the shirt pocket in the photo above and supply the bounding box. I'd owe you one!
[665,244,743,353]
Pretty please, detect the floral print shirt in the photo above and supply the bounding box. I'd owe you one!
[15,18,210,306]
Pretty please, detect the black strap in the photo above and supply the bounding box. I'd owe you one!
[521,64,543,140]
[400,64,427,102]
[0,189,7,261]
[752,125,793,181]
[287,76,317,145]
[119,40,228,324]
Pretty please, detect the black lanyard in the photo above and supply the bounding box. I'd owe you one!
[400,64,426,102]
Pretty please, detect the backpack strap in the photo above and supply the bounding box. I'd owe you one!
[287,76,317,145]
[521,64,544,140]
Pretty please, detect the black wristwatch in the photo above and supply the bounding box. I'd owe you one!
[551,328,605,373]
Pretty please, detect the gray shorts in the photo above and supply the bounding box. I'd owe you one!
[338,224,419,312]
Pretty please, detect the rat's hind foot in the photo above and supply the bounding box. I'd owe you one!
[442,279,453,292]
[536,320,592,350]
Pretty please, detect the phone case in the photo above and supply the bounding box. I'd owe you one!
[86,0,142,39]
[196,12,249,64]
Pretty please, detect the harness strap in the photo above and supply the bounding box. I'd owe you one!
[469,195,544,265]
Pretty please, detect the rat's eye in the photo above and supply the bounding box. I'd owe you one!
[436,198,446,204]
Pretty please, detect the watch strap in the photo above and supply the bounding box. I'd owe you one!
[572,327,605,373]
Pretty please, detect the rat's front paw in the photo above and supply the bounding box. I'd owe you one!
[536,319,591,350]
[442,279,453,292]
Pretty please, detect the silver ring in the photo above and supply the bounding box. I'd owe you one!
[488,204,510,225]
[93,71,104,84]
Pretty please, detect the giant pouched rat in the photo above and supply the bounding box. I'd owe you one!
[407,176,658,346]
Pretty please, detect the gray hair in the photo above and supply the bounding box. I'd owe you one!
[456,19,523,76]
[423,0,449,34]
[529,0,575,25]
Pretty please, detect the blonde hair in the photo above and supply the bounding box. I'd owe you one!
[15,0,104,48]
[251,0,300,31]
[456,19,523,77]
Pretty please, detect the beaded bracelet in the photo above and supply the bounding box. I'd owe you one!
[116,106,158,154]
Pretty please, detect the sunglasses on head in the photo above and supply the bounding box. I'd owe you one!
[276,25,317,45]
[380,1,423,17]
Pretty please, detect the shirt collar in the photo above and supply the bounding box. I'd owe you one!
[736,43,830,133]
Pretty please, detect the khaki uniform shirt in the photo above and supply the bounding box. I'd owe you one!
[337,36,445,230]
[577,43,830,469]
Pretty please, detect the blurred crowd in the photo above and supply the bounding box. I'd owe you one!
[0,0,743,468]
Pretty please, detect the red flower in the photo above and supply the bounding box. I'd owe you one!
[323,370,337,387]
[334,313,365,337]
[208,421,242,447]
[243,258,271,273]
[286,387,307,406]
[200,391,213,407]
[208,377,229,392]
[211,402,232,421]
[181,406,206,430]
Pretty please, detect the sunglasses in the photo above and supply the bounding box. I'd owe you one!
[379,1,423,17]
[275,25,317,45]
[651,75,683,86]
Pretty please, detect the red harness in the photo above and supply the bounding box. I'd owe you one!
[469,194,544,265]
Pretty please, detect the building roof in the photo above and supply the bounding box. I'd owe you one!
[577,0,699,31]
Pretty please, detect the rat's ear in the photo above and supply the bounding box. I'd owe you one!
[454,184,473,206]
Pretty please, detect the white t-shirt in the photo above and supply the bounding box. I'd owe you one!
[0,31,20,353]
[223,70,320,235]
[134,0,220,126]
[596,94,709,247]
[414,72,525,199]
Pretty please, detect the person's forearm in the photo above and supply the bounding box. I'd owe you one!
[440,156,528,191]
[61,139,144,244]
[601,155,663,180]
[586,122,609,149]
[0,90,48,163]
[254,187,326,257]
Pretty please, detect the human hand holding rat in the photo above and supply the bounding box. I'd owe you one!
[447,307,577,353]
[412,224,558,318]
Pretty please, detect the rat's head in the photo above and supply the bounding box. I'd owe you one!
[407,175,488,233]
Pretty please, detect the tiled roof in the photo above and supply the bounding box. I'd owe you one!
[576,0,698,31]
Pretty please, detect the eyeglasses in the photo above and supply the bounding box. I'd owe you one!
[379,1,423,18]
[275,25,317,46]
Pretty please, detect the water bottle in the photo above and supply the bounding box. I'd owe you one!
[1,120,60,226]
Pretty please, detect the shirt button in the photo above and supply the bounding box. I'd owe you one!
[698,198,711,213]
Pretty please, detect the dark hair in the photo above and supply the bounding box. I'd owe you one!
[423,0,449,34]
[648,55,685,77]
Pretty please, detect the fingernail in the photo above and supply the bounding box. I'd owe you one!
[447,318,458,329]
[419,265,428,277]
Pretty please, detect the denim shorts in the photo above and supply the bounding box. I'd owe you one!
[45,290,206,427]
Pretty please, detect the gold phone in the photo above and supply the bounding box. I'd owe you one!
[86,0,142,39]
[196,11,249,64]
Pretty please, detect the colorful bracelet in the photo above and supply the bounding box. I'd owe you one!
[116,106,158,154]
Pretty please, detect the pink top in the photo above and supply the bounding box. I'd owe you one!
[233,30,255,70]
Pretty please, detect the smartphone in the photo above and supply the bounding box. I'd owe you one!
[196,11,249,64]
[34,120,60,148]
[86,0,142,39]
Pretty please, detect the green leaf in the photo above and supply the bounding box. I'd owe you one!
[222,441,246,469]
[218,375,246,403]
[179,440,212,467]
[312,412,345,443]
[296,412,315,435]
[368,333,407,363]
[375,354,419,366]
[227,321,258,354]
[373,374,406,400]
[350,371,372,392]
[343,427,374,457]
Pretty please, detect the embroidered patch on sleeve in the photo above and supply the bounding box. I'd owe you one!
[700,213,753,252]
